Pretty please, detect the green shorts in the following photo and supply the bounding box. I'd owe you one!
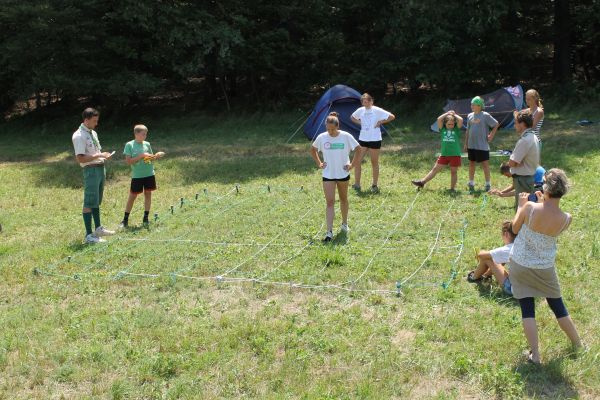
[83,166,105,208]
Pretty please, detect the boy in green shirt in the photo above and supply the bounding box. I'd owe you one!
[411,110,463,191]
[120,125,165,227]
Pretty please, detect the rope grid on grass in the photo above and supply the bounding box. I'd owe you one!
[36,183,474,296]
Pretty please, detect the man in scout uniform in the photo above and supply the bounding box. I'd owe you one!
[72,107,115,243]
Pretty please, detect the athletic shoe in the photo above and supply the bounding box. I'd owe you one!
[468,183,475,192]
[340,223,349,233]
[85,234,105,244]
[323,231,333,242]
[352,184,361,192]
[371,185,380,193]
[411,180,425,188]
[94,226,115,237]
[484,184,491,192]
[118,221,128,229]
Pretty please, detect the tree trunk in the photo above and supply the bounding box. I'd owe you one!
[553,0,571,83]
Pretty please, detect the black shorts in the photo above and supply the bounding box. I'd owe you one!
[358,140,382,149]
[323,175,350,182]
[130,175,157,194]
[467,149,490,162]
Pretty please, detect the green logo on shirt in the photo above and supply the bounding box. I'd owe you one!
[329,143,345,149]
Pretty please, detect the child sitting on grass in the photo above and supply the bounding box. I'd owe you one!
[467,220,516,295]
[411,110,463,191]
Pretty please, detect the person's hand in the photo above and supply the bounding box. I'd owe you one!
[489,188,500,196]
[487,133,494,142]
[448,110,455,115]
[155,151,165,159]
[518,192,529,207]
[534,190,544,203]
[317,161,326,169]
[100,151,112,159]
[343,163,353,171]
[375,121,382,128]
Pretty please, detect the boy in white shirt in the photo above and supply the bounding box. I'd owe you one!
[467,220,516,295]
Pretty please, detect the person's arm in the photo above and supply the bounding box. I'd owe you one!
[436,111,449,130]
[477,250,493,261]
[532,107,544,127]
[511,194,531,234]
[455,113,464,129]
[351,116,361,125]
[375,111,395,128]
[487,123,500,142]
[125,153,150,165]
[351,109,361,125]
[310,146,324,169]
[463,128,469,152]
[76,152,111,164]
[499,184,515,197]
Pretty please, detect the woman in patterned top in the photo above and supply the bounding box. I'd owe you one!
[508,168,582,364]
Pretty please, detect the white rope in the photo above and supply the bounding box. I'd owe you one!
[219,197,320,277]
[337,191,421,287]
[285,110,313,143]
[400,199,456,286]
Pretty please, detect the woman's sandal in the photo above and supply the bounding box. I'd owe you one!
[466,271,483,283]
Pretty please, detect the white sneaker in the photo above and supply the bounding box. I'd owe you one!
[95,226,115,237]
[341,223,350,233]
[85,234,105,244]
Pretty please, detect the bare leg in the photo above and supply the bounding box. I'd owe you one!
[337,180,349,225]
[482,160,491,183]
[488,262,509,284]
[144,191,152,212]
[469,161,476,182]
[522,318,541,363]
[556,316,583,348]
[353,147,367,187]
[450,166,458,190]
[370,148,380,187]
[124,193,138,213]
[472,256,492,279]
[421,163,445,184]
[322,181,337,232]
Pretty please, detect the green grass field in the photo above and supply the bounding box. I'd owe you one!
[0,106,599,399]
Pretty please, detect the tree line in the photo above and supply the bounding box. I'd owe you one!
[1,0,598,113]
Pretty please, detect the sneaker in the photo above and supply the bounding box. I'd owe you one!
[468,183,475,192]
[371,185,380,193]
[85,234,105,244]
[323,231,333,242]
[352,184,361,192]
[118,221,128,229]
[142,220,149,227]
[466,271,482,283]
[484,184,491,192]
[94,226,115,237]
[411,180,425,188]
[340,223,350,233]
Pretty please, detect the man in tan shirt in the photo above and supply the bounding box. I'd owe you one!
[508,110,540,209]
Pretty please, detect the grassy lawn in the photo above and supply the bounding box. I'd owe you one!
[0,105,599,399]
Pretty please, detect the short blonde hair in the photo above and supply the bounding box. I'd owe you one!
[134,124,148,134]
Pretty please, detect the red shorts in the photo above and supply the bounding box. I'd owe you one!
[436,156,461,167]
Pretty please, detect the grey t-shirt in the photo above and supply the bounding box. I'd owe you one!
[467,112,498,151]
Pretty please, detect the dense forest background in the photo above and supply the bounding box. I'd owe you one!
[1,0,598,114]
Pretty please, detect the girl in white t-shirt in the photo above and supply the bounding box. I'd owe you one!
[350,93,395,193]
[311,112,360,242]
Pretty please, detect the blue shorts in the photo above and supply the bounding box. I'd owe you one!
[502,277,513,296]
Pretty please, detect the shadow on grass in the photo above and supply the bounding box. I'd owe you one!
[472,280,520,308]
[516,354,580,399]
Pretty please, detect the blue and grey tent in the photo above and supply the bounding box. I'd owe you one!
[303,84,386,140]
[430,85,524,132]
